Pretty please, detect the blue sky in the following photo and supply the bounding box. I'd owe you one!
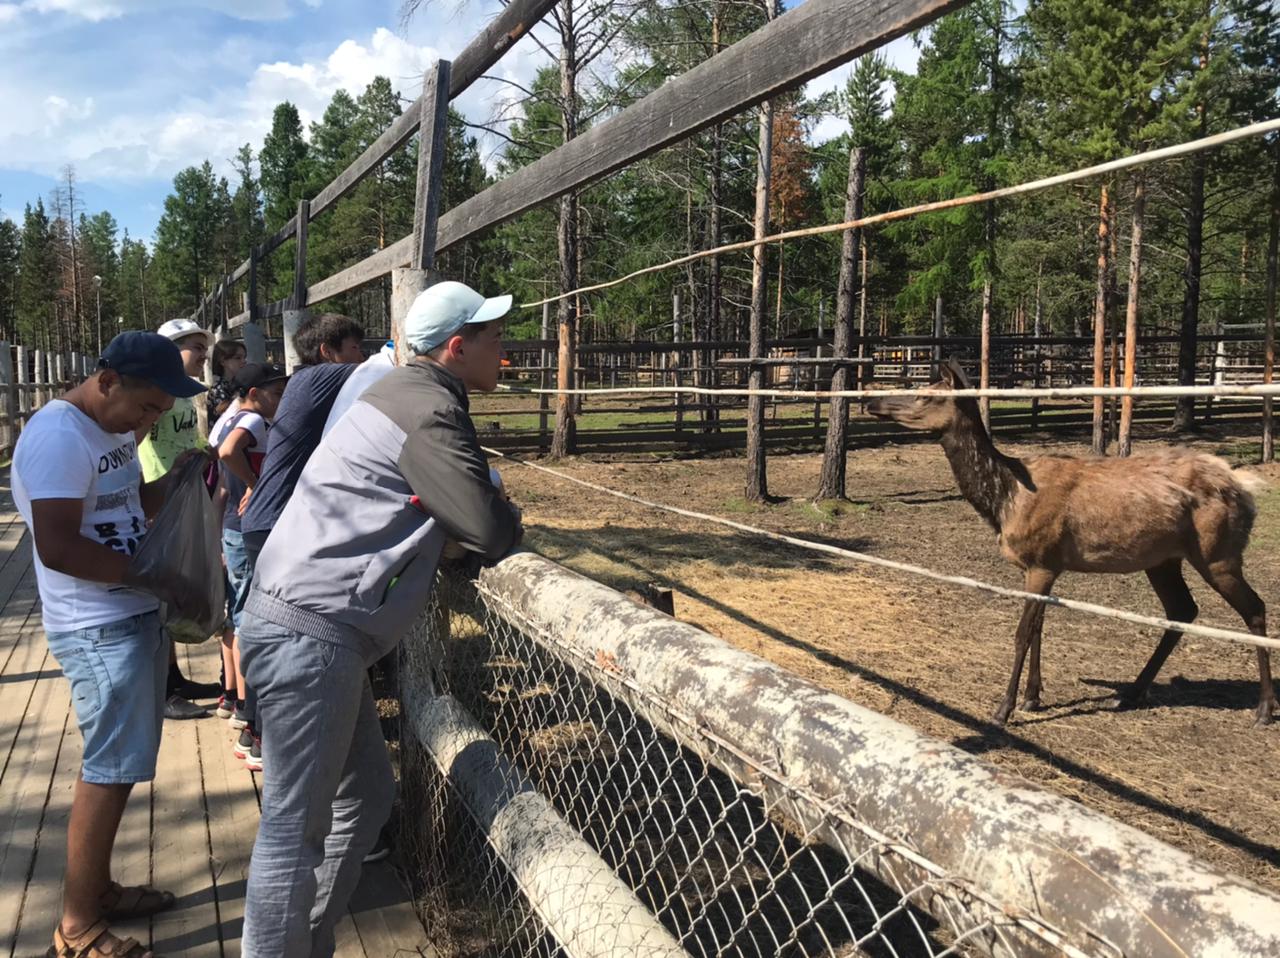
[0,0,920,245]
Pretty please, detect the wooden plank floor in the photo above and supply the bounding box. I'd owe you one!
[0,481,433,958]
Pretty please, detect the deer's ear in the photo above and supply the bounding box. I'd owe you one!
[942,358,971,388]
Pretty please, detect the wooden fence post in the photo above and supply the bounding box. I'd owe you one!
[539,302,550,452]
[392,58,452,367]
[243,249,267,363]
[0,343,13,457]
[243,291,267,364]
[16,346,29,435]
[33,350,44,409]
[283,204,310,373]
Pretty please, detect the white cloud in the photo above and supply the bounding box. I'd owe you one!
[20,0,293,22]
[0,3,23,22]
[0,28,448,185]
[43,94,95,131]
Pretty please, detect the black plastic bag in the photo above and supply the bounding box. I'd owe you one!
[126,455,226,643]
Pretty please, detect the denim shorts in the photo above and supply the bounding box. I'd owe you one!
[223,528,254,631]
[45,611,167,785]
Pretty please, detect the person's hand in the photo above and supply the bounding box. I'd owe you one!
[173,446,215,471]
[237,487,252,516]
[125,569,213,625]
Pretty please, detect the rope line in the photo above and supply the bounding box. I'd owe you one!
[485,447,1280,653]
[496,382,1280,400]
[518,117,1280,310]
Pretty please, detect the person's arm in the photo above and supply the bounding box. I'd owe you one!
[400,408,522,561]
[30,498,133,585]
[218,427,258,490]
[19,428,140,581]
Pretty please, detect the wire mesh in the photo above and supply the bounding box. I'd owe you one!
[397,563,1099,958]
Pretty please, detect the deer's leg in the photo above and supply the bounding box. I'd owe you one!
[1122,560,1197,708]
[1024,629,1045,711]
[1196,559,1276,727]
[993,568,1057,726]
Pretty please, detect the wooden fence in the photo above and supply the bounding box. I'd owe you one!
[179,0,968,387]
[480,329,1272,454]
[0,344,95,459]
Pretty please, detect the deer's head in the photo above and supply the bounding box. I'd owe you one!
[866,358,974,433]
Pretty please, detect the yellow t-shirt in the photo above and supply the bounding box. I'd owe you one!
[139,396,205,482]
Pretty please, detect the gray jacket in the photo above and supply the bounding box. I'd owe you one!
[245,360,522,664]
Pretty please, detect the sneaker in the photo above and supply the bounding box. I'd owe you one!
[215,694,236,719]
[363,829,393,864]
[245,737,262,772]
[233,728,253,758]
[164,694,209,720]
[229,708,249,730]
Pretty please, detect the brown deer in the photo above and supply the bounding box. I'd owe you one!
[866,358,1277,727]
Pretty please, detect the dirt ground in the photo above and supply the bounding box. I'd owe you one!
[496,426,1280,894]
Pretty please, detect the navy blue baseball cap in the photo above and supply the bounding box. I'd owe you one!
[99,331,207,398]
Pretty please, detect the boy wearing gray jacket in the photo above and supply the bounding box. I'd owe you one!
[237,281,523,958]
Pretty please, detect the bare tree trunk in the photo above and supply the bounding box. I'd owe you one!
[745,97,774,502]
[63,168,83,341]
[857,232,869,358]
[816,146,865,501]
[979,280,993,431]
[1173,24,1210,433]
[1264,142,1279,463]
[931,294,943,377]
[1118,178,1146,458]
[1091,184,1112,454]
[774,227,784,337]
[978,10,1000,433]
[550,0,579,459]
[708,3,723,340]
[1107,217,1119,443]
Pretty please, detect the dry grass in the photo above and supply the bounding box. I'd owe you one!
[501,430,1280,893]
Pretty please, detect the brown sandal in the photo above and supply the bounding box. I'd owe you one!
[100,881,176,921]
[46,920,156,958]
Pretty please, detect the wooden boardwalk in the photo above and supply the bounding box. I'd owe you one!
[0,483,432,958]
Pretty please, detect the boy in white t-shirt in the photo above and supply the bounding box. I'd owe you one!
[14,332,209,958]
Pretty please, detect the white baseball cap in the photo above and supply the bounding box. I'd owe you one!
[157,318,215,349]
[405,281,513,354]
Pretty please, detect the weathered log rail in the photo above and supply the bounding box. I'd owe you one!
[399,553,1280,957]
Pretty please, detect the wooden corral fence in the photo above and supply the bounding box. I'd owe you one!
[0,344,96,459]
[482,329,1271,454]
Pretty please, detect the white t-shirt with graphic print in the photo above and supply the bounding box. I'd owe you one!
[13,399,159,633]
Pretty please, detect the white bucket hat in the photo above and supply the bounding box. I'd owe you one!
[157,317,215,349]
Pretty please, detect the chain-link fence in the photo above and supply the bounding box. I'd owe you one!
[396,553,1280,958]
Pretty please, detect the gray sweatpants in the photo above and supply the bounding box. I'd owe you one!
[238,611,395,958]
